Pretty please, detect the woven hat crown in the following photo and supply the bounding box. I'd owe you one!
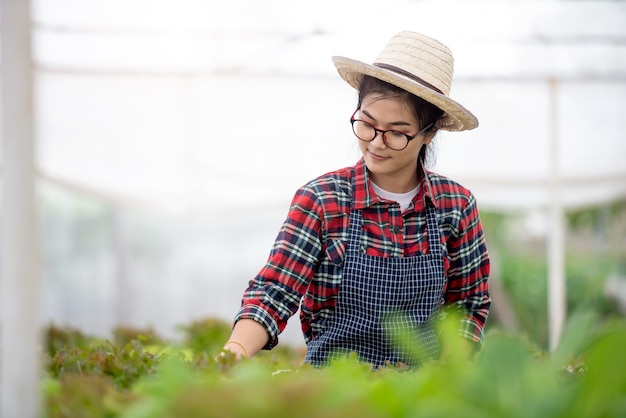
[374,31,453,96]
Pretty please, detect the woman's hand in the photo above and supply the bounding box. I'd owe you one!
[222,340,249,359]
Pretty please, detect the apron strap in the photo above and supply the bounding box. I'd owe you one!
[424,201,442,257]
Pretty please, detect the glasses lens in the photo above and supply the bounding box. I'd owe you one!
[351,119,409,150]
[383,130,410,150]
[352,120,375,141]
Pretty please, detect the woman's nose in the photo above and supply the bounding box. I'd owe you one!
[371,130,387,148]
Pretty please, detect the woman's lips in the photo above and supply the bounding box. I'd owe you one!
[368,151,389,161]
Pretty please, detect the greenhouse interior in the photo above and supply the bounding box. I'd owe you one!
[1,0,625,417]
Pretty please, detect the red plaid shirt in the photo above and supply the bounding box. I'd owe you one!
[235,159,491,349]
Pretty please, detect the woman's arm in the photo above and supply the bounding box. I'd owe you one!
[224,184,326,356]
[444,193,491,345]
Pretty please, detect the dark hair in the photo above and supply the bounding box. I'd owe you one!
[357,75,444,167]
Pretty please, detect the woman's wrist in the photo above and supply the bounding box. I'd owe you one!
[223,340,249,359]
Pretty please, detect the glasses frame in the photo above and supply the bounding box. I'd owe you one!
[350,108,434,151]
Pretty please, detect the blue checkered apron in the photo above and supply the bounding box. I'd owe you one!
[305,182,445,368]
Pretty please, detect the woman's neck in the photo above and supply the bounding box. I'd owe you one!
[368,172,420,194]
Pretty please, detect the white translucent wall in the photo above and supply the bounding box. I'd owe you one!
[2,0,625,347]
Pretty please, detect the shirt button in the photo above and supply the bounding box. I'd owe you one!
[390,226,402,234]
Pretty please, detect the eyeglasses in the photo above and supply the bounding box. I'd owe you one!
[350,109,434,151]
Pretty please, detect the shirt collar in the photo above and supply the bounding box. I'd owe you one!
[352,159,372,210]
[352,158,438,210]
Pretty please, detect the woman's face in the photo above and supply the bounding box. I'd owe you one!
[356,95,434,192]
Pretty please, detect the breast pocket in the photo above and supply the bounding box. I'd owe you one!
[324,239,346,266]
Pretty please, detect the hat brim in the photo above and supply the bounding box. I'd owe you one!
[332,56,478,131]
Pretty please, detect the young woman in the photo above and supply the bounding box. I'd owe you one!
[221,31,491,368]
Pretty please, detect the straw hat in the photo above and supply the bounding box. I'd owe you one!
[332,31,478,131]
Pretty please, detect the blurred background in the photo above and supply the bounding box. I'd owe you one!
[2,0,626,351]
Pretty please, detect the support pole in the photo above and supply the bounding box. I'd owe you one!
[547,78,566,351]
[1,0,41,417]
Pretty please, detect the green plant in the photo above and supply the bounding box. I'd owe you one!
[176,318,233,355]
[43,313,626,418]
[113,325,165,347]
[43,373,135,418]
[44,324,95,357]
[45,339,160,390]
[124,312,626,418]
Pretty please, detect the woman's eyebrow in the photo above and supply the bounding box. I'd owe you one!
[361,109,412,127]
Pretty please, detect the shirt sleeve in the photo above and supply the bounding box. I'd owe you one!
[234,185,324,349]
[443,193,491,345]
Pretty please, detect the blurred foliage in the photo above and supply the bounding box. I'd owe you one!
[176,318,233,355]
[566,199,626,233]
[44,324,95,357]
[45,339,160,390]
[42,312,626,418]
[479,200,625,349]
[44,373,137,418]
[113,325,165,347]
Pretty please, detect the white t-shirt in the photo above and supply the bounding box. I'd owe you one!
[370,181,420,213]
